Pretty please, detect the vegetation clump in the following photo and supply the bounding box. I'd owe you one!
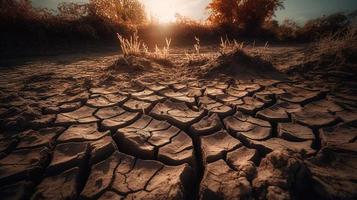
[207,0,284,33]
[288,27,357,75]
[111,32,174,72]
[117,32,142,56]
[202,48,285,80]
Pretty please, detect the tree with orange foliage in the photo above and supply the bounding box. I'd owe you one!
[207,0,284,32]
[88,0,147,25]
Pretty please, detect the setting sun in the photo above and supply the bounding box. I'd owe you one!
[142,0,179,23]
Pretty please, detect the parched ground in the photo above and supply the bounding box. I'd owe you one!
[0,45,356,200]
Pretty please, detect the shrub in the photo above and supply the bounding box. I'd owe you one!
[0,0,147,50]
[264,12,353,42]
[298,13,350,41]
[207,0,284,33]
[275,19,300,41]
[314,26,357,66]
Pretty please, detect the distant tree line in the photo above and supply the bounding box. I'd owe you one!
[206,0,354,40]
[0,0,147,41]
[0,0,355,51]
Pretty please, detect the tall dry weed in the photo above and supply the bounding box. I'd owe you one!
[117,31,142,56]
[219,36,245,55]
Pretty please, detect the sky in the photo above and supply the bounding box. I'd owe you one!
[32,0,357,23]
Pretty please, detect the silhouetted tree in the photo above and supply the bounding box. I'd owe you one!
[207,0,284,32]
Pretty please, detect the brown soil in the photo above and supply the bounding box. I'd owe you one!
[0,44,356,200]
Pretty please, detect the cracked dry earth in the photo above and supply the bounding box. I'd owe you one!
[0,51,357,200]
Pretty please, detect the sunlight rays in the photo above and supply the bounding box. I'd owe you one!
[142,0,178,23]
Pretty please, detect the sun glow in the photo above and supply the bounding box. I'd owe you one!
[141,0,179,23]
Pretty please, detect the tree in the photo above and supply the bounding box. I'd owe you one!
[58,2,89,20]
[88,0,147,25]
[0,0,51,21]
[207,0,284,32]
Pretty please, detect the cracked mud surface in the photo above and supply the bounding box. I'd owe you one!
[0,50,357,200]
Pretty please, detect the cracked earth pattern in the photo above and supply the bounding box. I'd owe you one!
[0,53,357,200]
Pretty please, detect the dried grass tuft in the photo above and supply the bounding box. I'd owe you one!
[117,32,172,61]
[117,31,142,56]
[153,38,171,59]
[219,36,245,55]
[315,27,356,56]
